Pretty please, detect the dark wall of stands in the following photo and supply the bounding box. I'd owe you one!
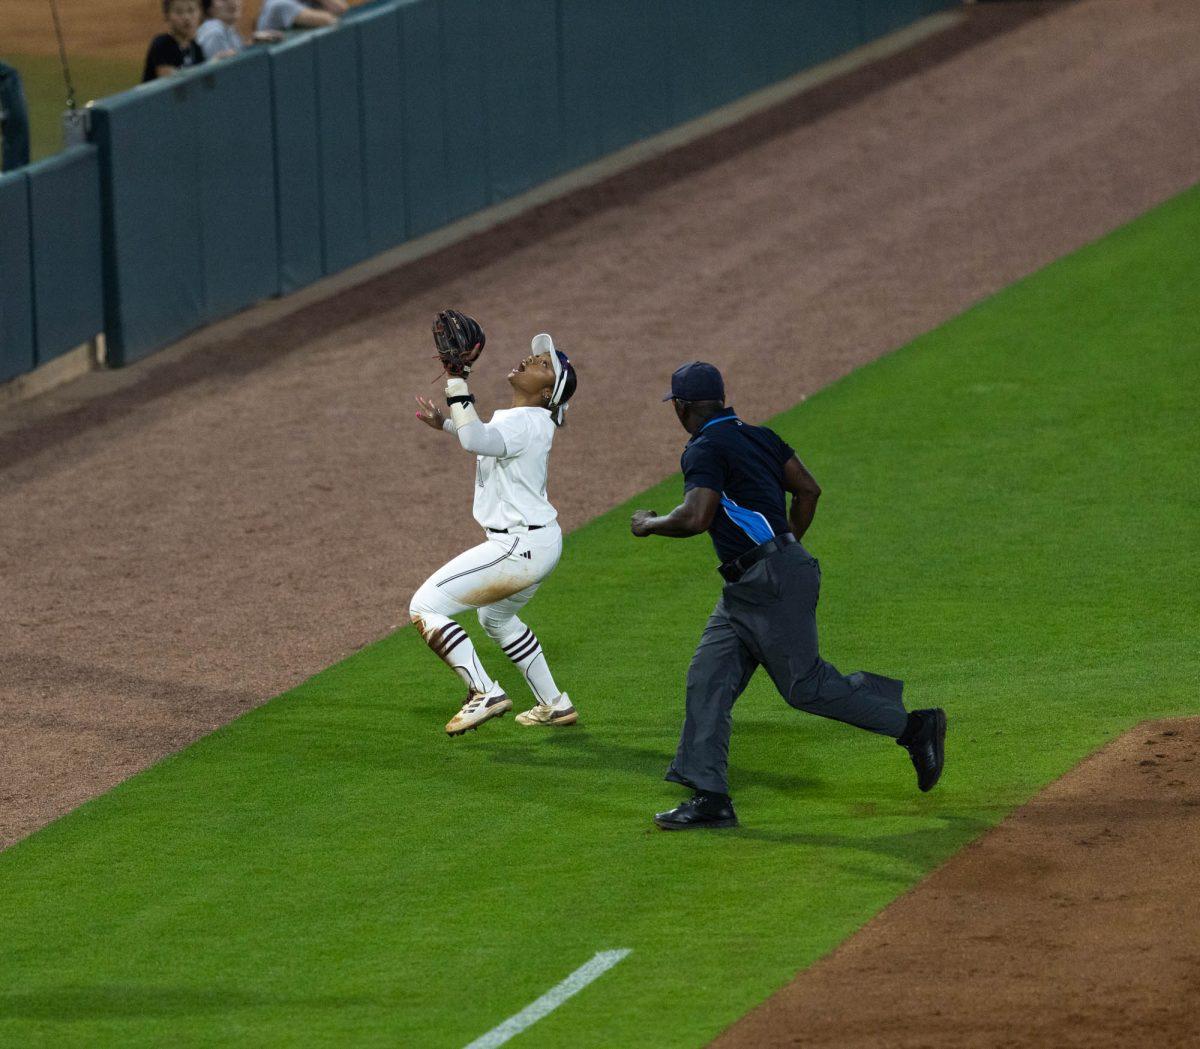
[0,0,957,378]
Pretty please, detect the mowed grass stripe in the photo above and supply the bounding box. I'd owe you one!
[1,185,1198,1048]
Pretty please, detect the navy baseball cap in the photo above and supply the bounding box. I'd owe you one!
[663,361,725,402]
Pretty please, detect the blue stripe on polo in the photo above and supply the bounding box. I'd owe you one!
[699,413,739,433]
[720,494,775,546]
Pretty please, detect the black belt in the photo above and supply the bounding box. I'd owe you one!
[719,533,796,583]
[487,525,545,534]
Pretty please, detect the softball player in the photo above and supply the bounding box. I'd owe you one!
[411,317,578,736]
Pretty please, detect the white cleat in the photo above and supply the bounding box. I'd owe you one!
[515,694,579,727]
[445,692,511,736]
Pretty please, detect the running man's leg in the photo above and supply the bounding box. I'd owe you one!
[729,549,908,737]
[666,598,759,796]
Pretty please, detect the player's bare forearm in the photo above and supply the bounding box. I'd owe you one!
[631,487,720,538]
[782,456,821,538]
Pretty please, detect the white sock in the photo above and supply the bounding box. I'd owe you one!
[500,627,562,705]
[414,614,499,696]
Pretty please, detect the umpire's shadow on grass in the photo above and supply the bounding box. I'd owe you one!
[0,984,369,1020]
[730,811,990,870]
[481,729,823,796]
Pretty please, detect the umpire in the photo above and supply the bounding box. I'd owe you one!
[631,362,946,830]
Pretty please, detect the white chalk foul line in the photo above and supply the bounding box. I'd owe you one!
[462,949,632,1049]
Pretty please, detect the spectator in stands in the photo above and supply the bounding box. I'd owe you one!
[197,0,282,60]
[0,61,31,172]
[256,0,347,34]
[142,0,206,82]
[197,0,244,59]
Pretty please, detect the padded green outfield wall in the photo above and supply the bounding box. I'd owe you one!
[1,0,958,376]
[0,145,103,382]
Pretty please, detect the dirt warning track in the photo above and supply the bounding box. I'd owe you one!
[3,1,1200,856]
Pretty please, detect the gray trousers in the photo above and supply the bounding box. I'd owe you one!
[666,544,908,795]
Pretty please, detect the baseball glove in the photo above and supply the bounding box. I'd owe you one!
[432,309,486,378]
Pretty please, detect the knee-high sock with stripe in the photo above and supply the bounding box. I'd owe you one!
[411,611,499,697]
[496,620,562,705]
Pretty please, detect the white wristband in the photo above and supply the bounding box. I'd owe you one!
[445,377,480,430]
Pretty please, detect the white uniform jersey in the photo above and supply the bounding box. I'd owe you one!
[473,407,558,531]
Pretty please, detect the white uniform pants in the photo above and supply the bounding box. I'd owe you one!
[409,525,564,703]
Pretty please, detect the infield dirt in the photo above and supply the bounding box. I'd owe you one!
[3,2,1200,1044]
[711,718,1200,1049]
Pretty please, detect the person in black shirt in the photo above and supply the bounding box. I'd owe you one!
[1,62,31,172]
[142,0,206,83]
[631,362,947,830]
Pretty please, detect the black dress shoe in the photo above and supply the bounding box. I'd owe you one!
[654,792,738,830]
[897,708,947,792]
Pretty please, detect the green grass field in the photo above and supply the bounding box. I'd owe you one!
[2,185,1198,1048]
[1,52,138,162]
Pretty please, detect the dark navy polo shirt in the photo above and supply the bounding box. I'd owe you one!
[680,407,796,564]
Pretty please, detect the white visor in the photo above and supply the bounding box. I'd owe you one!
[532,333,570,421]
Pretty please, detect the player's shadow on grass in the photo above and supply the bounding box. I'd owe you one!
[0,984,369,1020]
[482,728,824,795]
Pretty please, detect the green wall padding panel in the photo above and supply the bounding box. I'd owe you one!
[269,35,323,294]
[356,6,407,255]
[315,26,370,273]
[439,0,491,221]
[0,169,34,381]
[481,1,563,200]
[91,78,205,363]
[399,0,450,238]
[26,145,103,363]
[196,52,279,321]
[91,51,278,364]
[559,2,672,165]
